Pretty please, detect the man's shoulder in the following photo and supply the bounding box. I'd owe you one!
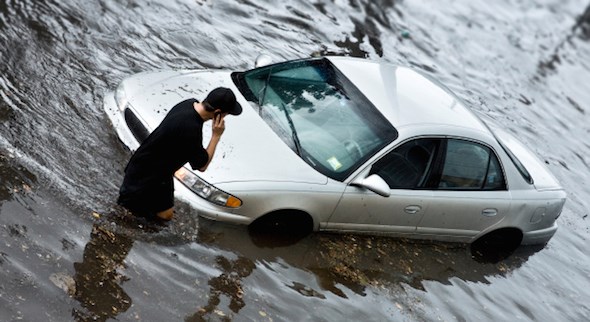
[164,98,198,119]
[162,99,203,130]
[171,98,198,111]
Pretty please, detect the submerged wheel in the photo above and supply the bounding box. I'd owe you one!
[249,210,313,237]
[470,228,523,263]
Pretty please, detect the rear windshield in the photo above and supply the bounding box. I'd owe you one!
[494,130,534,185]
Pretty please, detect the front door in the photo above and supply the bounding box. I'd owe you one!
[326,138,439,236]
[326,186,431,235]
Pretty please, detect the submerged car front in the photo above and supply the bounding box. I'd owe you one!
[103,57,398,229]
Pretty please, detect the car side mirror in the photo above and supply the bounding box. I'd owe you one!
[351,174,390,197]
[254,54,273,68]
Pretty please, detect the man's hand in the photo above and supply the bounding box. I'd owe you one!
[199,113,225,172]
[212,113,225,137]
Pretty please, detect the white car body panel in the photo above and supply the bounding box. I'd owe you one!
[329,57,488,133]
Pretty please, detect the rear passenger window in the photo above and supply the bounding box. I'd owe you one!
[439,139,506,190]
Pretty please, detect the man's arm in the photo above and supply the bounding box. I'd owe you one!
[199,114,225,172]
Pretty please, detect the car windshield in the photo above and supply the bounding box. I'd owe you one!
[232,58,398,181]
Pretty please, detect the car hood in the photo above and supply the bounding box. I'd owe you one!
[123,69,328,185]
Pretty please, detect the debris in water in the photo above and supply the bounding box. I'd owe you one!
[49,272,76,296]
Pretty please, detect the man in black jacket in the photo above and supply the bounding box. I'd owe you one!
[118,87,242,221]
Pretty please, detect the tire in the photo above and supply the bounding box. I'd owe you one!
[470,228,523,263]
[248,210,313,245]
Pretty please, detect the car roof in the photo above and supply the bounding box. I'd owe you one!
[326,56,490,135]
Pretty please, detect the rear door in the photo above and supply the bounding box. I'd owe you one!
[415,138,511,241]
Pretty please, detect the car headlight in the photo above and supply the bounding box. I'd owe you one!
[114,83,128,111]
[174,167,242,208]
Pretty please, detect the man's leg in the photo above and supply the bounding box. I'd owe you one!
[157,207,174,221]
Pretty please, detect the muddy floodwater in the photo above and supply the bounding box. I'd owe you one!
[1,0,589,321]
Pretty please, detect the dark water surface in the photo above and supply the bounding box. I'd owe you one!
[1,0,589,321]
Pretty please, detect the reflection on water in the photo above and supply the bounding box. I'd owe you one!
[196,219,541,295]
[186,256,255,321]
[68,207,190,321]
[65,212,544,321]
[69,210,259,321]
[72,224,133,321]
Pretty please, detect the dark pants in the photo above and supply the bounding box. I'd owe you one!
[118,178,174,219]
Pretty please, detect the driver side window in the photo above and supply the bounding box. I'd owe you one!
[370,139,439,189]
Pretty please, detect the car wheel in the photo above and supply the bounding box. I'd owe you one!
[470,228,523,263]
[248,210,313,238]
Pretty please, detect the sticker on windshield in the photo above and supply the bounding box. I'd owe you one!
[327,157,342,170]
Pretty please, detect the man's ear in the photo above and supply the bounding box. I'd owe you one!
[204,102,216,112]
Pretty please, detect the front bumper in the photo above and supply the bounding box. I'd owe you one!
[521,222,558,245]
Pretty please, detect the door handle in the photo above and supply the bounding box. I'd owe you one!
[482,208,498,217]
[404,205,421,214]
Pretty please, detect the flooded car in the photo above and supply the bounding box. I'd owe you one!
[103,56,566,248]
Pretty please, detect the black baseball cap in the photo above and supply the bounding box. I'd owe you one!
[204,87,242,115]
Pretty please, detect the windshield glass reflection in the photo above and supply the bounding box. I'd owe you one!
[234,58,398,181]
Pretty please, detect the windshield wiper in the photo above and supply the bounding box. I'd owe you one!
[281,103,302,156]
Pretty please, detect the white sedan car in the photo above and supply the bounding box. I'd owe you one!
[104,56,566,248]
